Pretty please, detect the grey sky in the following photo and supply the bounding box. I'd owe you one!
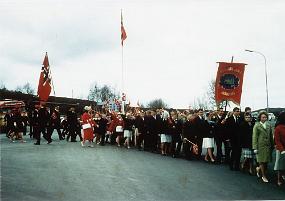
[1,0,284,110]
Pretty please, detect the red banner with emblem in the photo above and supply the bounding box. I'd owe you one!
[37,52,52,102]
[215,62,246,105]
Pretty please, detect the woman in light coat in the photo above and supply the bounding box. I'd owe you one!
[252,111,274,183]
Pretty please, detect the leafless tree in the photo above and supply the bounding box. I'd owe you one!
[147,99,168,109]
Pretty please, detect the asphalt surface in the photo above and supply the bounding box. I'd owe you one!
[1,134,285,201]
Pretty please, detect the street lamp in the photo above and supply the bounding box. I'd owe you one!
[245,49,269,113]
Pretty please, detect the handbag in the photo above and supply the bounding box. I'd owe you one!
[82,123,91,129]
[116,126,123,132]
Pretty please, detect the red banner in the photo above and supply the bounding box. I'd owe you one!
[37,52,52,102]
[215,62,246,105]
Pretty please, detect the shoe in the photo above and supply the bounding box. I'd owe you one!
[34,142,40,145]
[88,145,94,148]
[261,177,269,183]
[256,167,261,178]
[71,140,77,142]
[249,169,254,175]
[47,140,52,144]
[277,181,283,186]
[127,146,131,149]
[81,141,85,147]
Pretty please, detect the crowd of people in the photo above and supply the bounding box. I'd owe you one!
[3,105,285,186]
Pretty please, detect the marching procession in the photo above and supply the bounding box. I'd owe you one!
[3,104,285,187]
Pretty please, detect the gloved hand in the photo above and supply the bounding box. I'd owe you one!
[281,151,285,155]
[254,150,258,154]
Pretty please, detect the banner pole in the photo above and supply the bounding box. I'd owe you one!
[46,52,56,96]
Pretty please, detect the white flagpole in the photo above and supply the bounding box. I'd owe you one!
[121,43,125,114]
[121,9,125,114]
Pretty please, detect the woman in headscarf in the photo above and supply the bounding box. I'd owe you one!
[274,111,285,186]
[252,111,274,183]
[81,106,97,147]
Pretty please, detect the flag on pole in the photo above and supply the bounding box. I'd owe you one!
[37,52,52,102]
[215,62,247,105]
[121,10,127,46]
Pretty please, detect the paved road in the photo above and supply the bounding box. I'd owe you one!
[1,134,284,201]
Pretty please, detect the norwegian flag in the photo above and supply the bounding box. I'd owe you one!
[37,52,52,102]
[121,10,127,46]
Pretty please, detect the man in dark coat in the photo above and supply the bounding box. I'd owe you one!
[99,114,109,146]
[135,112,145,150]
[226,107,241,170]
[66,107,78,142]
[144,110,157,152]
[4,110,12,137]
[171,113,183,158]
[214,108,230,164]
[21,112,29,136]
[48,106,64,140]
[193,109,208,159]
[182,114,196,160]
[34,105,52,145]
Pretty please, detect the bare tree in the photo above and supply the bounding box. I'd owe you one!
[15,86,23,92]
[147,98,168,109]
[207,79,216,108]
[22,83,35,94]
[100,85,116,102]
[0,81,6,89]
[206,79,230,110]
[88,83,119,103]
[88,82,100,102]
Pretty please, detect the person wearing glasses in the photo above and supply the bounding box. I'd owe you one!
[253,111,274,183]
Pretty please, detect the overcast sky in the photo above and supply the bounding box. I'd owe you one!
[1,0,284,110]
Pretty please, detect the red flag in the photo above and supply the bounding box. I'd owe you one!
[37,52,52,102]
[215,62,246,105]
[121,10,127,46]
